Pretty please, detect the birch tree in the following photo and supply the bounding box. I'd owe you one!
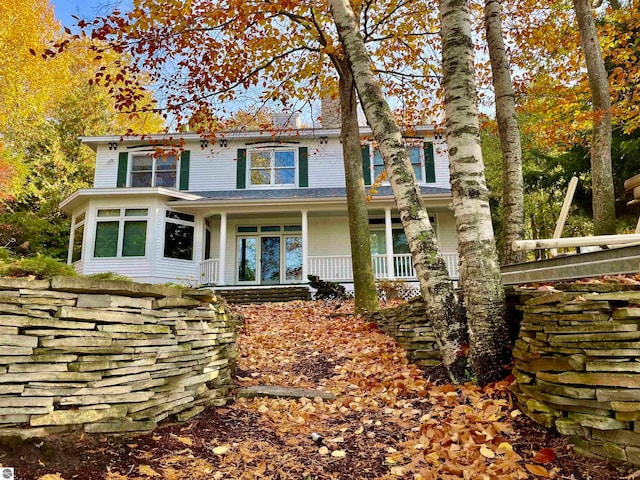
[440,0,509,384]
[572,0,616,235]
[329,0,470,383]
[484,0,524,264]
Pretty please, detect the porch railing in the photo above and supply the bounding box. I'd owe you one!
[308,252,459,282]
[200,258,219,285]
[201,253,459,285]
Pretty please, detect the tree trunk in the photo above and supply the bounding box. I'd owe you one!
[573,0,616,235]
[440,0,510,385]
[484,0,525,265]
[336,67,380,314]
[329,0,469,383]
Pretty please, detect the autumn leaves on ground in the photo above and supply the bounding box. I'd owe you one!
[2,301,632,480]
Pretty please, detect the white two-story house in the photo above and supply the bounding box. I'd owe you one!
[60,114,459,291]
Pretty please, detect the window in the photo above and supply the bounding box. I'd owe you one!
[372,145,423,182]
[369,216,436,256]
[131,154,177,188]
[249,149,296,186]
[94,208,148,258]
[71,212,86,263]
[164,210,195,260]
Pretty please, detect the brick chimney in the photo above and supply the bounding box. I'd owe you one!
[320,96,341,129]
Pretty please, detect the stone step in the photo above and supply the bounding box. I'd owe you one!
[216,287,311,304]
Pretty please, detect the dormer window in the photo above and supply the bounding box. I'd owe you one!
[249,149,296,187]
[131,154,177,188]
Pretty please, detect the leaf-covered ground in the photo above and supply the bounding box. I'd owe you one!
[1,300,637,479]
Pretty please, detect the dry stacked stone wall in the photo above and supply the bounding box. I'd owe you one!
[512,284,640,465]
[364,298,441,367]
[0,276,239,438]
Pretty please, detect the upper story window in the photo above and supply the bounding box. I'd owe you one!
[131,154,177,188]
[249,149,296,187]
[373,145,424,182]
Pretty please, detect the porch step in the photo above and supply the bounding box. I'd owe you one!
[215,286,311,304]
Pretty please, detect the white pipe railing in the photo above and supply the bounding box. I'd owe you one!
[308,252,459,281]
[199,258,219,285]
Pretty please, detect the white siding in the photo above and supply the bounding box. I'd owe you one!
[188,146,239,191]
[435,210,458,253]
[92,134,450,193]
[308,214,351,256]
[308,142,346,188]
[432,139,451,190]
[93,145,120,188]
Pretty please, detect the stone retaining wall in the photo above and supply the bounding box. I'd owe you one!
[364,298,441,368]
[512,284,640,465]
[0,276,239,438]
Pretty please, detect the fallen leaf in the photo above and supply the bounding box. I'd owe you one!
[37,475,66,480]
[318,446,330,455]
[331,450,346,458]
[532,447,556,464]
[480,445,495,459]
[172,435,193,447]
[525,464,551,477]
[139,464,160,477]
[212,445,230,455]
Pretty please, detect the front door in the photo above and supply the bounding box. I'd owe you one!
[260,236,281,284]
[236,232,302,285]
[237,237,258,283]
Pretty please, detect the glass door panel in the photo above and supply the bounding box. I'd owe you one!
[237,237,257,282]
[285,236,302,281]
[261,236,281,284]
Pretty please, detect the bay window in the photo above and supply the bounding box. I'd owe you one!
[164,210,195,260]
[94,208,148,258]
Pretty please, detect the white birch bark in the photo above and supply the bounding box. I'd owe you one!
[440,0,509,385]
[329,0,469,382]
[484,0,525,265]
[573,0,616,235]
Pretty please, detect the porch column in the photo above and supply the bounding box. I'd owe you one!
[385,207,395,279]
[301,209,308,282]
[218,212,227,285]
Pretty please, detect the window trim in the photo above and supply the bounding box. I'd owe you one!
[70,211,86,264]
[247,147,297,188]
[162,209,196,262]
[128,152,180,189]
[92,207,149,259]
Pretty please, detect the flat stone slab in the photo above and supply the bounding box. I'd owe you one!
[237,385,336,400]
[50,276,180,299]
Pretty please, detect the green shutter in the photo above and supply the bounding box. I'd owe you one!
[424,142,436,183]
[361,144,371,186]
[298,147,308,187]
[117,152,128,187]
[236,148,247,189]
[179,150,190,190]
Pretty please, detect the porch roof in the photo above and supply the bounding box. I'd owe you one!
[187,186,451,201]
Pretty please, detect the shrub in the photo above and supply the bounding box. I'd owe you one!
[1,255,77,279]
[308,275,351,300]
[376,279,407,300]
[85,272,132,282]
[0,247,11,262]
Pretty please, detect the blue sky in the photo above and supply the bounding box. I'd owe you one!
[51,0,127,28]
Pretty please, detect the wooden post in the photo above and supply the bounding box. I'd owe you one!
[550,176,579,256]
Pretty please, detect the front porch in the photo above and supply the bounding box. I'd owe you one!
[199,252,460,286]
